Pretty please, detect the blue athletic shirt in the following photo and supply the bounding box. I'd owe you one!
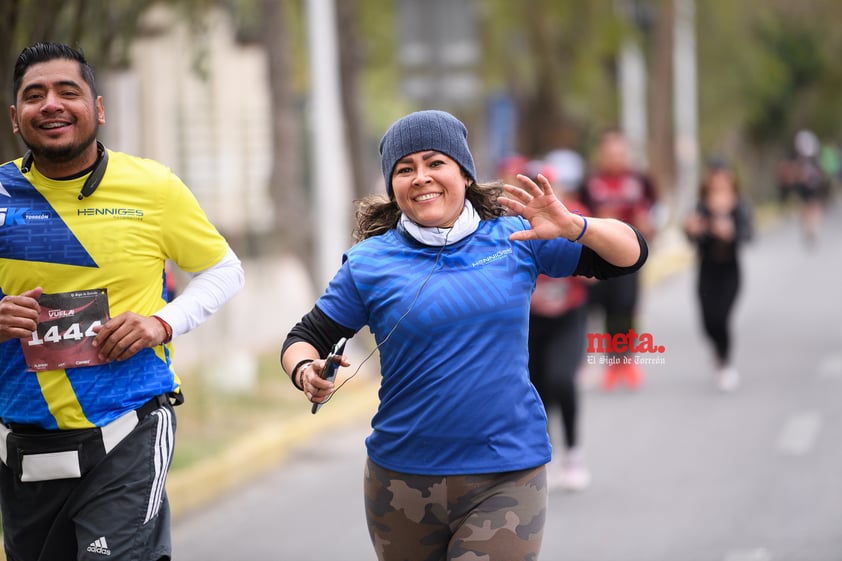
[0,151,230,429]
[316,216,582,475]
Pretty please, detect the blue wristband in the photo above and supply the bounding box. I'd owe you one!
[573,213,588,242]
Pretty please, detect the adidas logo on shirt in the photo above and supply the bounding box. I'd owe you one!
[87,536,112,556]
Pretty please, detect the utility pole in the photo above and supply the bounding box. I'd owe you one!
[306,0,353,290]
[620,39,648,169]
[672,0,699,220]
[617,0,653,170]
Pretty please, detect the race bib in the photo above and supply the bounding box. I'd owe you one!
[21,289,111,372]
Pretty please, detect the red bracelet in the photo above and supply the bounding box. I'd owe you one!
[152,315,172,344]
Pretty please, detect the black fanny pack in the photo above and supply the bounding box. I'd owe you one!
[0,394,174,482]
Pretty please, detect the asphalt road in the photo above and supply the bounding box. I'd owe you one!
[172,205,842,561]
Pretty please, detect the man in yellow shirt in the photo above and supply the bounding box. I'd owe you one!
[0,42,244,560]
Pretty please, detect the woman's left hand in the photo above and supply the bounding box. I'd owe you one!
[497,174,582,241]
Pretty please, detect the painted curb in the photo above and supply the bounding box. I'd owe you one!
[168,376,380,520]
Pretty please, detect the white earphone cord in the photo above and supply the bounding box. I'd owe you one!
[320,229,452,404]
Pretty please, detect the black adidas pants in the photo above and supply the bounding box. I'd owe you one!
[0,398,176,561]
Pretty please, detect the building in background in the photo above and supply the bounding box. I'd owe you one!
[101,4,275,240]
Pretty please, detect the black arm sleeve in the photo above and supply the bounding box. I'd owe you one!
[281,305,356,360]
[572,225,649,280]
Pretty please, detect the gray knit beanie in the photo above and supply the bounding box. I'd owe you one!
[379,110,477,197]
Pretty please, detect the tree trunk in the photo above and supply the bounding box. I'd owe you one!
[336,0,373,199]
[518,0,567,157]
[259,0,312,262]
[648,0,675,210]
[0,0,23,163]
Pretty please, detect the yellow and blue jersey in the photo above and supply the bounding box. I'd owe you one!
[0,150,230,429]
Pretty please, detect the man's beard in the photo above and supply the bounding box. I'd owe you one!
[19,126,99,167]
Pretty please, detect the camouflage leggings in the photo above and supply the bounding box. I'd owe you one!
[364,459,547,561]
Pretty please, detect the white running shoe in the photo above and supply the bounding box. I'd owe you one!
[550,449,591,492]
[547,459,567,492]
[560,462,592,492]
[717,366,740,392]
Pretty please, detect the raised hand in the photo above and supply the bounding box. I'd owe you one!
[497,174,583,242]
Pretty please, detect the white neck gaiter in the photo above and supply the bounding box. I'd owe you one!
[399,200,480,247]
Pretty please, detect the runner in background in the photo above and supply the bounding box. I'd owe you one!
[524,152,592,491]
[794,129,827,246]
[817,140,841,196]
[580,129,659,391]
[780,130,830,246]
[683,158,753,391]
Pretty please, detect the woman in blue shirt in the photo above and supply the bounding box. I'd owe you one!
[281,110,647,561]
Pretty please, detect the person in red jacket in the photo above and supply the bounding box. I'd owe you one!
[580,129,658,390]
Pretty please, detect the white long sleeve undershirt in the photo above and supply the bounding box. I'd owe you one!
[153,248,244,339]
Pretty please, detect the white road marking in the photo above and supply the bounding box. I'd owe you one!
[776,411,822,456]
[817,353,842,379]
[723,548,772,561]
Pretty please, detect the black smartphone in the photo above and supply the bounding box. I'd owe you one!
[311,337,347,414]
